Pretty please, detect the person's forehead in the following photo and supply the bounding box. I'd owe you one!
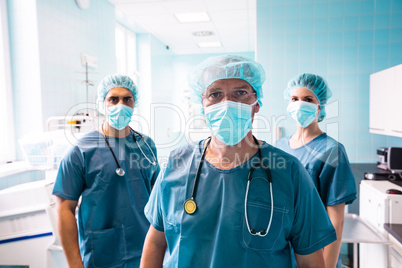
[290,87,315,96]
[206,78,253,91]
[105,87,133,97]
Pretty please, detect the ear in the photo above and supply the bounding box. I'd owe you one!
[315,105,321,122]
[254,102,260,114]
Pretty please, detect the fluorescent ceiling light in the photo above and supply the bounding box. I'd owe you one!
[197,41,222,48]
[175,12,210,23]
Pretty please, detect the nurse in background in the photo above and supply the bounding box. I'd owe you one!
[276,73,357,268]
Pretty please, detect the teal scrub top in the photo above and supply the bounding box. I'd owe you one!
[276,133,357,207]
[276,133,357,268]
[145,139,336,268]
[53,130,160,268]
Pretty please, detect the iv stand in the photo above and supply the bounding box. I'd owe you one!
[84,62,94,116]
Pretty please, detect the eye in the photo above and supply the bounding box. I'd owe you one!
[124,97,133,102]
[109,97,118,103]
[291,97,298,102]
[234,90,248,97]
[304,97,314,102]
[209,92,223,99]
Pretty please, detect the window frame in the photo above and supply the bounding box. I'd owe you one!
[115,23,138,84]
[0,0,16,163]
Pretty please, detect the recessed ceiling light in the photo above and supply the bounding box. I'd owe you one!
[175,12,210,23]
[192,31,214,37]
[197,41,222,48]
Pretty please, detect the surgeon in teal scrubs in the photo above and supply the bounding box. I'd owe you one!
[140,55,336,268]
[276,73,357,268]
[53,74,160,268]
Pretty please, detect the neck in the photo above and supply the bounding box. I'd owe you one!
[206,131,258,169]
[101,122,131,138]
[290,122,323,148]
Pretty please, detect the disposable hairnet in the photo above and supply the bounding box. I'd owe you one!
[96,74,138,114]
[188,55,266,106]
[284,73,332,122]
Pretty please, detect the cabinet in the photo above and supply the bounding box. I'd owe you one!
[369,64,402,137]
[359,180,402,268]
[0,180,67,267]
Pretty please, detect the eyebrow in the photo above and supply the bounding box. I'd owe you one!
[207,84,252,92]
[206,87,222,93]
[107,95,133,98]
[234,85,252,90]
[291,95,315,98]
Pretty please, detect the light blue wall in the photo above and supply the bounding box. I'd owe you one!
[36,0,116,123]
[256,0,402,163]
[135,33,174,141]
[149,52,255,160]
[7,0,116,159]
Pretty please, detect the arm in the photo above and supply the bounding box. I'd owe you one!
[295,249,325,268]
[324,203,345,268]
[140,225,167,268]
[55,196,84,268]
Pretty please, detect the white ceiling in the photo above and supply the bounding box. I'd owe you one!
[109,0,256,55]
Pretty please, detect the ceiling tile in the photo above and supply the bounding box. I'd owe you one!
[110,0,256,55]
[204,0,248,11]
[115,2,168,15]
[209,10,251,24]
[162,0,208,13]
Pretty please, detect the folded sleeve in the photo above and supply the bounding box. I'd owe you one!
[144,170,165,232]
[320,144,357,206]
[52,146,85,201]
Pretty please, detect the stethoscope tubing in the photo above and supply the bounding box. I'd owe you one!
[244,176,273,237]
[100,124,158,177]
[191,138,211,199]
[129,127,158,166]
[186,136,274,237]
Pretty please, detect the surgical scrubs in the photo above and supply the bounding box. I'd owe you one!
[276,134,356,207]
[276,133,357,268]
[53,130,159,268]
[145,140,336,267]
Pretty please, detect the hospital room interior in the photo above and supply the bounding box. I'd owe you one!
[0,0,402,267]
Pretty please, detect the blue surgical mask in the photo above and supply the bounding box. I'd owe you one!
[287,101,318,128]
[107,104,133,130]
[204,100,257,146]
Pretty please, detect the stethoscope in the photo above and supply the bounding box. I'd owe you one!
[101,124,158,176]
[184,136,274,237]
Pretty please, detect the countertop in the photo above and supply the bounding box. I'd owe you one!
[349,163,402,214]
[384,223,402,244]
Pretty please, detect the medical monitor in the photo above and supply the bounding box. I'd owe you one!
[387,147,402,173]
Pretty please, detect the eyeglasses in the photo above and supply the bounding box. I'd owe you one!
[202,89,257,104]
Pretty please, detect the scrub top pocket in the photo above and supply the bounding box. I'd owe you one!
[240,202,288,251]
[90,226,124,268]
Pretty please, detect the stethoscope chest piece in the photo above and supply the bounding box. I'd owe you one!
[101,124,158,178]
[184,199,197,214]
[116,168,125,176]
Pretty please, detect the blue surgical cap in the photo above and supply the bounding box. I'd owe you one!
[284,73,333,122]
[96,74,138,114]
[188,55,266,106]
